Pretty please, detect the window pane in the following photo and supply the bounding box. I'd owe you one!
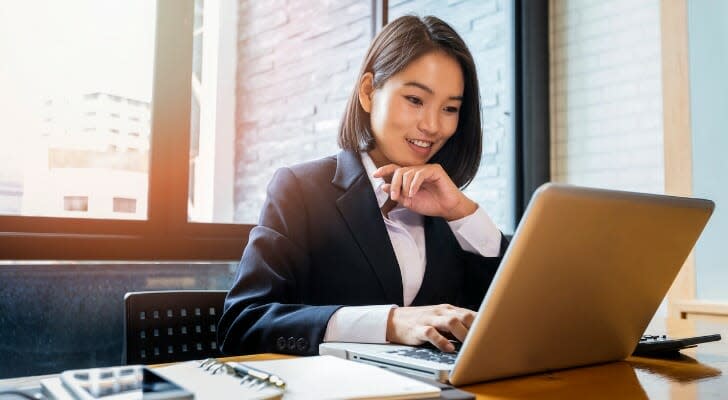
[187,1,372,223]
[689,0,728,301]
[389,1,516,233]
[0,1,156,220]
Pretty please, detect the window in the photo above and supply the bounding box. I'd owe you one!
[0,1,547,261]
[0,0,155,221]
[64,196,89,212]
[113,197,137,213]
[687,0,728,302]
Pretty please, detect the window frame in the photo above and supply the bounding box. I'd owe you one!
[0,0,548,261]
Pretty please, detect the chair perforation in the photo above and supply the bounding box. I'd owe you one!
[124,291,226,364]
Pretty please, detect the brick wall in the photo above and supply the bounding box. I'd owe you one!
[549,0,664,193]
[234,0,372,223]
[234,0,514,232]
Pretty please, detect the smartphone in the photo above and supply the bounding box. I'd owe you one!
[58,365,193,400]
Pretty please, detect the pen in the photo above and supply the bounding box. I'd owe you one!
[229,362,286,389]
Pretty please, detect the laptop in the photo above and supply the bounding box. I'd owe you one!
[319,183,714,385]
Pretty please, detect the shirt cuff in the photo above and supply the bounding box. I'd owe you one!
[447,205,502,257]
[323,305,396,343]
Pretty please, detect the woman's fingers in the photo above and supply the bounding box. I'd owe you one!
[375,164,442,200]
[390,167,404,201]
[409,167,436,197]
[419,325,455,352]
[386,305,477,353]
[401,169,414,199]
[373,163,399,177]
[423,306,474,351]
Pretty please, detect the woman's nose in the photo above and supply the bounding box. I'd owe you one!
[418,107,440,135]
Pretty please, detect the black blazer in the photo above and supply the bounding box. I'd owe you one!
[218,150,507,356]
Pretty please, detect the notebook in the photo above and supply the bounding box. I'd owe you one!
[320,183,714,385]
[154,356,440,400]
[153,360,282,400]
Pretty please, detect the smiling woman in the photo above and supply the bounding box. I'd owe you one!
[218,15,508,358]
[0,0,550,380]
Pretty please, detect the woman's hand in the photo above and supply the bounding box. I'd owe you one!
[373,163,477,220]
[386,304,476,352]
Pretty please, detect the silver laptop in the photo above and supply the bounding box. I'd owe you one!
[319,183,714,385]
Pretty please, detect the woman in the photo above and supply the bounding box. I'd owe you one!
[218,15,507,356]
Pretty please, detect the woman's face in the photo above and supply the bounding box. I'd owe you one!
[361,51,464,168]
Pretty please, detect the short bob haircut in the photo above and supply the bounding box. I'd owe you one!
[338,15,482,189]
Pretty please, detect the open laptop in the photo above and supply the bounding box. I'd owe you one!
[319,183,714,385]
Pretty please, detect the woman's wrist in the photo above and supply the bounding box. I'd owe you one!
[386,306,397,343]
[444,196,478,221]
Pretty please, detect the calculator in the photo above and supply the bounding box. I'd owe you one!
[632,334,722,356]
[59,365,192,400]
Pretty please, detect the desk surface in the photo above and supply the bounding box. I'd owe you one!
[218,317,728,400]
[459,317,728,399]
[2,318,727,399]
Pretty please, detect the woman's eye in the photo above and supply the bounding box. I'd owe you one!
[405,96,422,105]
[444,106,459,113]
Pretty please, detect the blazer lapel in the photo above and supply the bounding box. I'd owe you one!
[333,151,404,306]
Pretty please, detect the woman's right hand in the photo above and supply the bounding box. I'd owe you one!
[386,304,476,352]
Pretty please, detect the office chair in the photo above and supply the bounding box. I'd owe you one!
[123,290,227,365]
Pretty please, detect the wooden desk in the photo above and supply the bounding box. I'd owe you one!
[2,319,726,399]
[219,318,727,399]
[455,318,728,399]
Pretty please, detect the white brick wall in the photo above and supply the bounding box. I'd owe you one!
[549,0,664,193]
[234,0,372,223]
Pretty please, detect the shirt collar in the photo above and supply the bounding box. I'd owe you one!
[360,151,389,209]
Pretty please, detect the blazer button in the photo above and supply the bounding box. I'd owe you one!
[296,338,308,352]
[287,337,297,351]
[276,336,286,351]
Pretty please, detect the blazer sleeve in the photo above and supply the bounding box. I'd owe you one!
[218,167,342,356]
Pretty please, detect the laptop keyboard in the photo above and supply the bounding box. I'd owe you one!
[385,347,460,365]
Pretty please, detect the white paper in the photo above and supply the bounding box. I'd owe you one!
[240,355,441,400]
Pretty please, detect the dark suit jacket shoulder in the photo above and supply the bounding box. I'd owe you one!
[218,150,506,356]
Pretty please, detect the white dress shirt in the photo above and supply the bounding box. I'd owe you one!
[322,152,502,343]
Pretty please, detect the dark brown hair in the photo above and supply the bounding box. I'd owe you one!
[338,15,482,189]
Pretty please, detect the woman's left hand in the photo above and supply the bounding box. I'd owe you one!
[374,163,477,221]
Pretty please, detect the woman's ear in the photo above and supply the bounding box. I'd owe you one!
[358,72,374,113]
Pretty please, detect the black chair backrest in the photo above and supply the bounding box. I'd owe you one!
[123,290,227,365]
